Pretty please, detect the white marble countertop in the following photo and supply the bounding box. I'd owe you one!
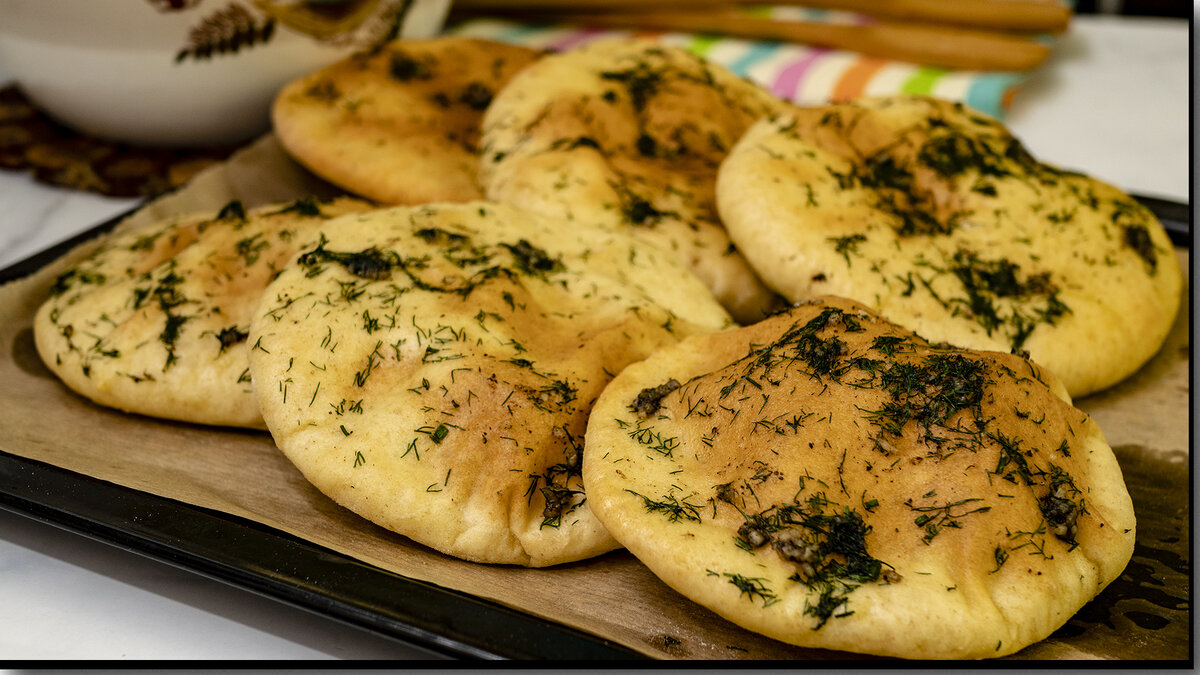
[0,14,1190,662]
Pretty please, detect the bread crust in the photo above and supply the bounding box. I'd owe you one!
[584,296,1136,658]
[716,96,1182,397]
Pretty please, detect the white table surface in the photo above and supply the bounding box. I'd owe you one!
[0,14,1191,662]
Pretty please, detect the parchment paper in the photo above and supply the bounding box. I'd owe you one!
[0,135,1189,660]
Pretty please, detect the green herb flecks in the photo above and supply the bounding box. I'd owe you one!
[829,234,867,266]
[235,233,269,266]
[930,249,1070,353]
[720,572,779,607]
[49,268,106,297]
[905,496,992,544]
[733,493,892,629]
[627,489,702,523]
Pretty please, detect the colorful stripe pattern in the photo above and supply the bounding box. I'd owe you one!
[450,9,1049,120]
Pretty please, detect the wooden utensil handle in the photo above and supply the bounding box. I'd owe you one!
[451,0,1072,33]
[768,0,1071,33]
[520,10,1050,71]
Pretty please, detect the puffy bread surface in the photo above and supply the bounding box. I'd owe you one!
[248,202,732,566]
[479,38,787,324]
[584,296,1135,659]
[34,197,374,428]
[273,37,541,204]
[716,96,1182,397]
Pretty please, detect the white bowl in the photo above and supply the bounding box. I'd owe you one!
[0,0,451,147]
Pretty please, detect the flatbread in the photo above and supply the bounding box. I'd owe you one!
[33,196,375,428]
[272,37,541,204]
[716,95,1183,397]
[247,201,732,566]
[478,38,788,324]
[583,295,1136,659]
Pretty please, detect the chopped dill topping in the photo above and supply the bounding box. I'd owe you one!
[626,489,701,523]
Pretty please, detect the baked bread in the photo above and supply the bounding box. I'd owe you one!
[272,37,541,204]
[33,196,374,428]
[247,201,732,566]
[716,95,1182,397]
[583,295,1136,659]
[478,38,788,324]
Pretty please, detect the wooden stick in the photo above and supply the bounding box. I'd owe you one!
[451,0,1072,33]
[484,9,1051,71]
[767,0,1072,34]
[452,0,731,8]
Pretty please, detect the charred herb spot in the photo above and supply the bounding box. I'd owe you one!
[630,379,680,418]
[501,239,563,277]
[636,133,657,157]
[530,426,586,528]
[1040,465,1083,545]
[621,189,671,226]
[599,62,663,112]
[1122,224,1158,271]
[459,81,493,110]
[731,493,890,629]
[217,200,246,221]
[389,51,432,81]
[539,483,583,527]
[304,79,340,103]
[298,237,400,281]
[272,196,323,217]
[216,326,248,353]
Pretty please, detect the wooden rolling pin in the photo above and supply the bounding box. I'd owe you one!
[468,8,1052,71]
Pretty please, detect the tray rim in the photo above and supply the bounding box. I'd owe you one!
[0,450,646,661]
[0,194,1190,663]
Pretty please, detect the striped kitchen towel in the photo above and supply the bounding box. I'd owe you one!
[449,6,1059,120]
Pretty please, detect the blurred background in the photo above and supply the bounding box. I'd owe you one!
[1073,0,1190,16]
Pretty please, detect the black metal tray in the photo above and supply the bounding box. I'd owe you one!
[0,195,1189,662]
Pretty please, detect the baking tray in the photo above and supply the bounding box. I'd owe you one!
[0,197,1190,662]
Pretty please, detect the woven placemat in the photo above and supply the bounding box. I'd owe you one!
[0,84,238,198]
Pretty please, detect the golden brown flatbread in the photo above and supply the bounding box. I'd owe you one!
[716,95,1183,397]
[478,38,788,324]
[583,295,1136,659]
[33,196,375,428]
[272,37,541,204]
[247,201,732,566]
